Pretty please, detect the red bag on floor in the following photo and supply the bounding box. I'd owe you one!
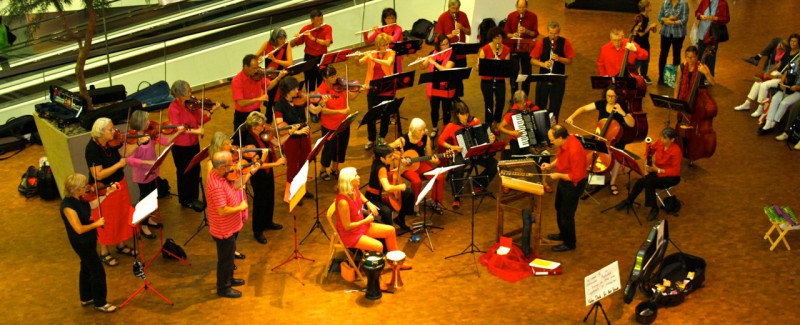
[479,242,534,283]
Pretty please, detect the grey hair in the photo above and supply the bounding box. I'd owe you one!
[90,117,113,138]
[129,110,149,132]
[269,28,287,47]
[547,21,560,31]
[209,131,230,156]
[245,111,267,130]
[449,0,460,7]
[408,118,427,135]
[513,90,527,105]
[211,151,232,169]
[170,80,191,98]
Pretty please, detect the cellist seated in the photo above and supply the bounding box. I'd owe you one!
[615,127,682,222]
[365,145,416,232]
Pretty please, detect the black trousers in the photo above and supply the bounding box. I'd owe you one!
[453,57,467,97]
[658,36,684,83]
[555,178,587,248]
[367,90,395,142]
[69,240,107,307]
[366,189,414,225]
[450,156,498,199]
[627,173,680,208]
[172,144,201,205]
[430,97,453,129]
[214,235,236,292]
[480,79,506,124]
[535,81,567,121]
[250,170,275,234]
[303,53,323,92]
[510,52,532,96]
[321,126,350,168]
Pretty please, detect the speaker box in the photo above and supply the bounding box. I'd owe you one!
[79,99,141,130]
[88,85,127,105]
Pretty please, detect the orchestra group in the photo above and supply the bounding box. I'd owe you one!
[65,0,795,310]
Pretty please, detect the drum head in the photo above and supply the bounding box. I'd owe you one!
[386,250,406,261]
[362,251,385,268]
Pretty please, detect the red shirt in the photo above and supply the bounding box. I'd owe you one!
[480,43,511,80]
[297,23,333,56]
[167,98,210,147]
[206,170,246,239]
[695,0,730,44]
[317,82,348,130]
[652,139,682,178]
[503,10,539,39]
[231,70,270,113]
[530,37,576,62]
[335,193,367,248]
[438,117,481,148]
[597,39,649,76]
[435,11,471,44]
[556,135,588,186]
[502,103,540,140]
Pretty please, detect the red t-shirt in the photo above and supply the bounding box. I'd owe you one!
[652,139,682,177]
[503,10,539,39]
[297,23,333,56]
[597,39,649,76]
[167,98,210,147]
[530,37,576,62]
[438,117,481,148]
[435,11,471,44]
[231,70,270,113]
[555,135,588,186]
[480,43,511,81]
[206,170,246,239]
[317,82,348,130]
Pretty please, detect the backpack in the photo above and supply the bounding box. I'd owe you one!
[477,18,497,46]
[787,111,800,147]
[18,166,38,198]
[662,196,683,215]
[37,159,58,200]
[162,238,187,260]
[410,19,434,40]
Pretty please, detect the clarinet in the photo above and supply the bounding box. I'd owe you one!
[645,137,655,167]
[547,38,555,73]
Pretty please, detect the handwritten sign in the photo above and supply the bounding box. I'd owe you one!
[584,261,622,306]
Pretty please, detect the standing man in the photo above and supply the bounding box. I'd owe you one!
[434,0,471,98]
[540,124,587,252]
[232,54,285,134]
[291,9,333,122]
[207,151,254,298]
[597,29,649,77]
[531,21,574,121]
[505,0,539,97]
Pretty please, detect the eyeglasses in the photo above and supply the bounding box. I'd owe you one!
[606,95,617,98]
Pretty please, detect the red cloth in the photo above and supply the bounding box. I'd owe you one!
[91,178,135,245]
[503,10,539,39]
[231,70,270,113]
[284,135,311,184]
[677,62,701,101]
[695,0,730,44]
[597,39,649,76]
[261,42,287,71]
[297,23,333,56]
[653,139,682,177]
[438,117,481,148]
[317,82,348,130]
[480,43,511,80]
[556,135,588,186]
[167,99,209,147]
[335,193,368,248]
[530,37,576,62]
[479,242,534,283]
[434,11,471,44]
[206,170,246,239]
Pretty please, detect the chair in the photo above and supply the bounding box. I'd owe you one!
[764,206,800,251]
[656,186,676,208]
[324,202,363,280]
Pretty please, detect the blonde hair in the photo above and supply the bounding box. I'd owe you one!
[513,90,527,105]
[375,33,392,48]
[245,111,267,130]
[209,131,231,156]
[337,167,358,197]
[90,118,113,138]
[129,110,149,132]
[64,173,88,196]
[408,118,427,135]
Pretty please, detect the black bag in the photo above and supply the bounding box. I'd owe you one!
[157,177,171,198]
[711,24,729,43]
[655,252,706,306]
[5,25,16,46]
[78,99,142,130]
[18,166,38,198]
[88,85,127,105]
[787,110,800,146]
[162,238,187,260]
[410,19,434,40]
[662,196,683,214]
[425,21,437,45]
[37,161,58,200]
[477,18,497,46]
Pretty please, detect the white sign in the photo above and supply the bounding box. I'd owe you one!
[584,261,622,306]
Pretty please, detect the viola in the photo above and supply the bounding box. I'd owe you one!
[259,122,301,146]
[617,17,649,144]
[251,68,283,81]
[223,161,258,181]
[79,182,119,202]
[229,144,265,161]
[184,96,229,112]
[159,120,190,135]
[676,45,717,162]
[332,78,368,92]
[125,121,161,145]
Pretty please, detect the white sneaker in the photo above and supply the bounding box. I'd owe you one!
[734,102,750,111]
[776,133,788,141]
[364,141,374,150]
[750,105,764,117]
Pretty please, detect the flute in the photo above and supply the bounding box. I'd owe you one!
[408,48,453,67]
[290,23,329,43]
[346,49,391,57]
[354,23,397,35]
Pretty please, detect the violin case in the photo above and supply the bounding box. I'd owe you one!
[127,81,173,112]
[78,99,142,130]
[565,0,638,13]
[88,85,127,105]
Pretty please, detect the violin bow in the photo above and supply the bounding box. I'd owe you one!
[122,106,133,157]
[200,85,206,139]
[566,120,609,142]
[271,106,286,159]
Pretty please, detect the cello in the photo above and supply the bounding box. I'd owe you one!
[586,110,623,174]
[676,46,717,162]
[618,17,649,144]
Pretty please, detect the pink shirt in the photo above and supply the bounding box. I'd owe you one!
[335,192,367,248]
[206,170,246,239]
[126,135,172,184]
[167,99,210,147]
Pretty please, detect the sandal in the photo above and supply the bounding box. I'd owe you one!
[81,299,94,307]
[610,184,620,196]
[116,245,137,257]
[94,303,117,313]
[99,253,119,267]
[319,170,331,181]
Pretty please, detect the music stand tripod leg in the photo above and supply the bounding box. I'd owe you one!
[300,159,329,245]
[582,301,611,325]
[184,175,209,246]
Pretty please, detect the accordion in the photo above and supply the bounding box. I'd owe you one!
[455,123,491,160]
[511,110,552,149]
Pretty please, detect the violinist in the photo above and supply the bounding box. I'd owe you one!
[504,0,539,96]
[615,127,682,222]
[291,9,332,121]
[60,173,116,313]
[366,8,404,72]
[312,66,355,180]
[126,110,185,239]
[387,118,446,214]
[531,21,575,121]
[207,132,248,259]
[85,118,136,267]
[597,29,648,77]
[359,33,396,149]
[232,54,286,132]
[422,34,456,139]
[366,145,415,232]
[255,28,293,124]
[168,80,218,211]
[206,151,251,299]
[275,76,315,204]
[477,27,510,128]
[434,0,470,97]
[437,101,498,209]
[565,85,636,196]
[243,111,287,244]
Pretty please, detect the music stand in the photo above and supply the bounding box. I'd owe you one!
[369,71,416,139]
[410,164,462,251]
[451,42,481,57]
[600,147,644,225]
[319,49,352,69]
[391,39,422,56]
[576,136,609,204]
[517,73,568,84]
[287,58,320,77]
[298,135,332,245]
[272,160,314,284]
[183,145,209,175]
[359,97,404,134]
[419,67,472,86]
[649,93,692,126]
[590,75,637,90]
[478,59,516,79]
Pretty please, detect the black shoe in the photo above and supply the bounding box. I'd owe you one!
[614,200,630,211]
[140,227,157,239]
[255,234,267,244]
[231,278,245,287]
[267,223,283,230]
[547,233,563,241]
[643,76,652,85]
[304,192,314,199]
[183,200,205,212]
[551,244,575,252]
[393,217,411,232]
[742,56,759,66]
[234,252,246,260]
[217,287,242,298]
[758,127,774,136]
[647,207,660,222]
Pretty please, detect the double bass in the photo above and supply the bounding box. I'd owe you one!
[676,46,717,162]
[618,17,649,144]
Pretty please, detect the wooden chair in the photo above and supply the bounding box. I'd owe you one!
[324,202,364,280]
[764,206,800,251]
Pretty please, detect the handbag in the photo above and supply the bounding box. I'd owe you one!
[711,23,729,43]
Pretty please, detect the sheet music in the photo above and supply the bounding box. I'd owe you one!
[132,189,158,225]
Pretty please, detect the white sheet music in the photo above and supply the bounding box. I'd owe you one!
[132,189,158,225]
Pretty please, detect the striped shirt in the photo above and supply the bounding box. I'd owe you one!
[206,170,245,239]
[657,0,689,38]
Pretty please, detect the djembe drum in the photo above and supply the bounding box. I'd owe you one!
[361,251,385,300]
[385,250,406,289]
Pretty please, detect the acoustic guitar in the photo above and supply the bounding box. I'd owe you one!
[400,149,456,172]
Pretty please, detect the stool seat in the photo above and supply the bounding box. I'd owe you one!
[764,206,799,251]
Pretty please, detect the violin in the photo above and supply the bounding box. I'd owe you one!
[79,182,119,202]
[125,121,162,145]
[105,129,124,148]
[332,78,368,92]
[184,96,229,111]
[223,161,258,181]
[291,91,339,107]
[229,144,266,161]
[251,68,283,81]
[259,122,301,146]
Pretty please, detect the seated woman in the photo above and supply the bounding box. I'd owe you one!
[365,145,416,232]
[387,118,446,213]
[734,34,799,118]
[615,127,682,221]
[335,167,410,268]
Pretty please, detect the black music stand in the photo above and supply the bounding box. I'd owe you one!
[445,172,490,264]
[649,93,691,127]
[576,136,609,204]
[298,132,332,245]
[183,145,212,246]
[451,42,481,57]
[287,59,321,78]
[518,73,568,85]
[272,161,315,285]
[418,67,473,98]
[478,59,516,78]
[359,97,404,142]
[413,164,462,252]
[369,71,416,138]
[391,39,423,56]
[600,147,644,225]
[319,49,352,69]
[590,75,637,90]
[502,38,535,54]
